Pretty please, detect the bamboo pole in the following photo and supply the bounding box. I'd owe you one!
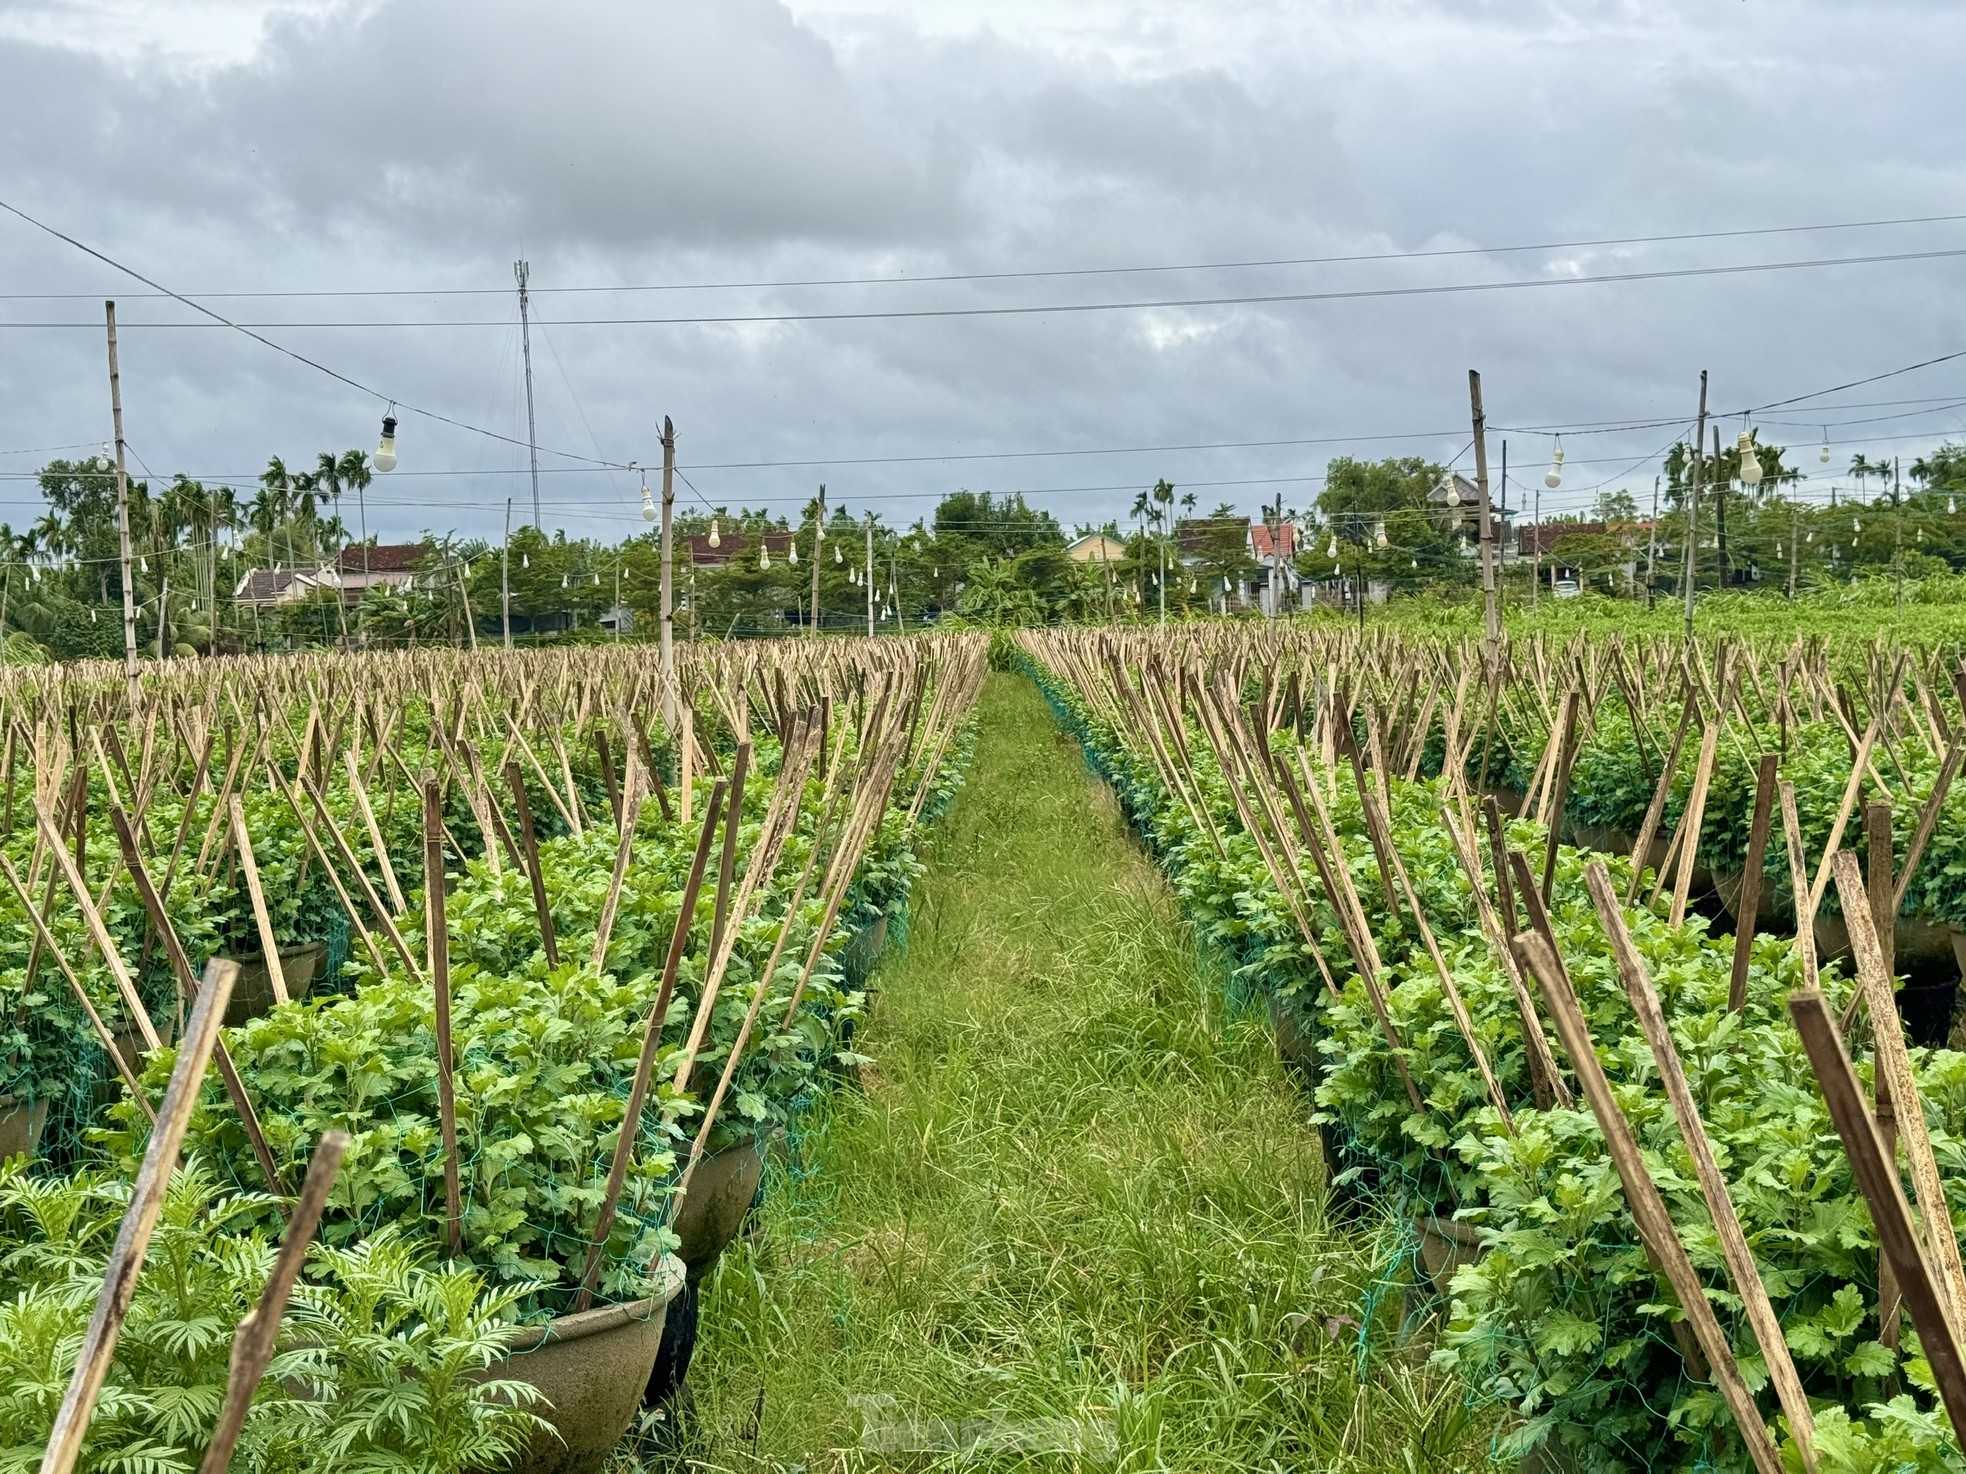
[1583,862,1816,1467]
[1512,929,1784,1474]
[423,778,463,1257]
[39,959,241,1474]
[195,1131,349,1474]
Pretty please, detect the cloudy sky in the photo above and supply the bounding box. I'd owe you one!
[1,0,1963,548]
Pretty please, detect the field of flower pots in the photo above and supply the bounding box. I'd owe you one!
[0,635,985,1474]
[22,617,1966,1474]
[1017,624,1966,1472]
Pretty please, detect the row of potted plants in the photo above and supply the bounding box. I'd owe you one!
[0,672,979,1472]
[1021,647,1966,1473]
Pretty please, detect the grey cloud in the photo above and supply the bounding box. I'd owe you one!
[3,0,1966,549]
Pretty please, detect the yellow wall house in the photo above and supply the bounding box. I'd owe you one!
[1065,533,1127,564]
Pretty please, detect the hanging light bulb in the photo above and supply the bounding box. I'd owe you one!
[760,542,771,570]
[96,443,114,473]
[1737,430,1763,486]
[1188,577,1197,593]
[1806,529,1814,544]
[1326,533,1338,557]
[789,539,799,566]
[1374,519,1388,548]
[640,484,656,523]
[1545,442,1564,489]
[90,606,98,623]
[833,543,842,564]
[1820,430,1831,465]
[139,555,149,574]
[592,571,601,585]
[1854,517,1862,532]
[560,573,569,589]
[522,553,530,568]
[1410,556,1418,568]
[1444,477,1462,507]
[708,517,721,548]
[374,413,398,472]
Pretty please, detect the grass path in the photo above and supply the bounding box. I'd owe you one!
[667,673,1490,1472]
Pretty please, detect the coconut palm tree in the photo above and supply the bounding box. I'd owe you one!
[1849,453,1885,502]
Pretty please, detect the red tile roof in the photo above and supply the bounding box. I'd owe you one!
[1249,521,1297,560]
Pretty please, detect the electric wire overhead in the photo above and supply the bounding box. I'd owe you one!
[6,209,1965,300]
[0,197,636,472]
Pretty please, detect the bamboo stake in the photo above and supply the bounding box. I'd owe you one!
[1583,863,1817,1467]
[1831,850,1966,1323]
[1788,990,1966,1445]
[228,795,288,1007]
[572,780,725,1310]
[706,743,752,963]
[1512,929,1785,1474]
[195,1130,349,1474]
[589,753,649,973]
[0,850,153,1122]
[1729,752,1779,1013]
[343,748,406,914]
[1666,718,1720,926]
[106,805,285,1194]
[38,958,240,1474]
[35,796,158,1051]
[505,759,558,967]
[423,778,463,1258]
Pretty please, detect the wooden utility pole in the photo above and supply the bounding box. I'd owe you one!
[1788,504,1800,601]
[500,498,512,650]
[1684,370,1708,639]
[104,302,140,709]
[1647,476,1661,608]
[1468,370,1502,658]
[864,517,875,637]
[1714,424,1728,586]
[1895,456,1906,609]
[516,260,541,529]
[1268,493,1284,620]
[810,484,825,636]
[659,417,677,727]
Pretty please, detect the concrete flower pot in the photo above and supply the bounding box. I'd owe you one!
[480,1255,685,1474]
[1265,992,1321,1084]
[669,1138,764,1278]
[1414,1214,1484,1297]
[642,1138,768,1413]
[0,1094,49,1163]
[218,941,328,1026]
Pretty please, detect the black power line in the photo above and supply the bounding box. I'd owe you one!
[9,244,1966,329]
[5,209,1964,300]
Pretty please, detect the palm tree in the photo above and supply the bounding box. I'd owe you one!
[256,458,292,566]
[1849,453,1884,502]
[334,449,373,573]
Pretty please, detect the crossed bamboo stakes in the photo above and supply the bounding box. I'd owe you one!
[1024,623,1966,1471]
[19,632,988,1472]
